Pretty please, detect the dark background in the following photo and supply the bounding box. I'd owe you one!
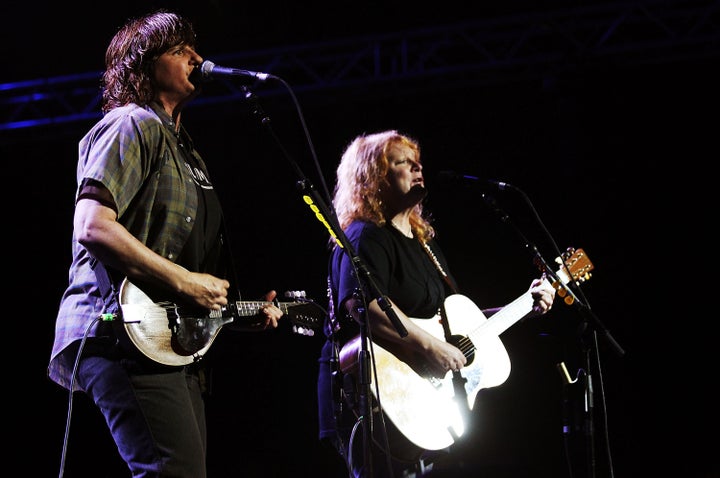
[3,1,717,477]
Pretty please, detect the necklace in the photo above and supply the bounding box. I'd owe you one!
[390,220,413,238]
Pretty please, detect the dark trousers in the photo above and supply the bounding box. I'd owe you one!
[76,352,207,477]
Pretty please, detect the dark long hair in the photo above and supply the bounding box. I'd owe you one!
[101,10,197,112]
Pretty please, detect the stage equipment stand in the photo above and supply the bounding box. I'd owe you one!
[240,82,407,477]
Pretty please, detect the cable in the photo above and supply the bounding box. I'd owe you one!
[57,313,110,478]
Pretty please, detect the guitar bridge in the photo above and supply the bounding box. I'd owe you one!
[428,376,442,389]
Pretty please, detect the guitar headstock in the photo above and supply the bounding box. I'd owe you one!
[283,292,327,336]
[551,247,594,305]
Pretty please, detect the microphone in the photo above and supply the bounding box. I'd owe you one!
[437,170,514,191]
[199,60,275,82]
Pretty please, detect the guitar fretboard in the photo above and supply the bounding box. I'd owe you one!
[233,301,296,317]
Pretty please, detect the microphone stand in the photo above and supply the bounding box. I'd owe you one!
[480,191,624,478]
[241,84,407,477]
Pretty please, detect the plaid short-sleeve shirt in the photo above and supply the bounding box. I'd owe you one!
[48,103,206,390]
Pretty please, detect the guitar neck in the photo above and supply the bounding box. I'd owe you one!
[470,277,551,341]
[233,300,293,317]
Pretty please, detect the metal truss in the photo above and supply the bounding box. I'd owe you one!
[2,0,719,133]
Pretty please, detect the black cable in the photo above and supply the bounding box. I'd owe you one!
[58,314,107,478]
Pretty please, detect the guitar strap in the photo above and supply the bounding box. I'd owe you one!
[421,241,457,342]
[421,241,457,293]
[422,240,472,418]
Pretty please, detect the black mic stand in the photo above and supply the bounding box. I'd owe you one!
[480,191,624,478]
[241,84,407,477]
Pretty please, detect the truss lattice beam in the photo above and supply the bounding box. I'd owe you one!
[1,0,718,132]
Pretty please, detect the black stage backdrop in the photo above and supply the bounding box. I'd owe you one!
[3,3,716,477]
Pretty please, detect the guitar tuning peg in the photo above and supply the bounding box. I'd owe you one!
[575,272,591,283]
[551,279,567,296]
[284,290,307,299]
[292,324,315,336]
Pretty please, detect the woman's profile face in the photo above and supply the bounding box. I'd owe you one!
[385,142,426,205]
[153,44,203,104]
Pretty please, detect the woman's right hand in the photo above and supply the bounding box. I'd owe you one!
[179,271,230,310]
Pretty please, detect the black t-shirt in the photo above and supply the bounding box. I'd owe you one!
[329,220,456,345]
[174,129,223,277]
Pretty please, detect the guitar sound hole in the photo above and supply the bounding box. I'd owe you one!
[449,334,475,365]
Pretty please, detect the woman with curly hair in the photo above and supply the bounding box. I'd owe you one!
[317,130,556,477]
